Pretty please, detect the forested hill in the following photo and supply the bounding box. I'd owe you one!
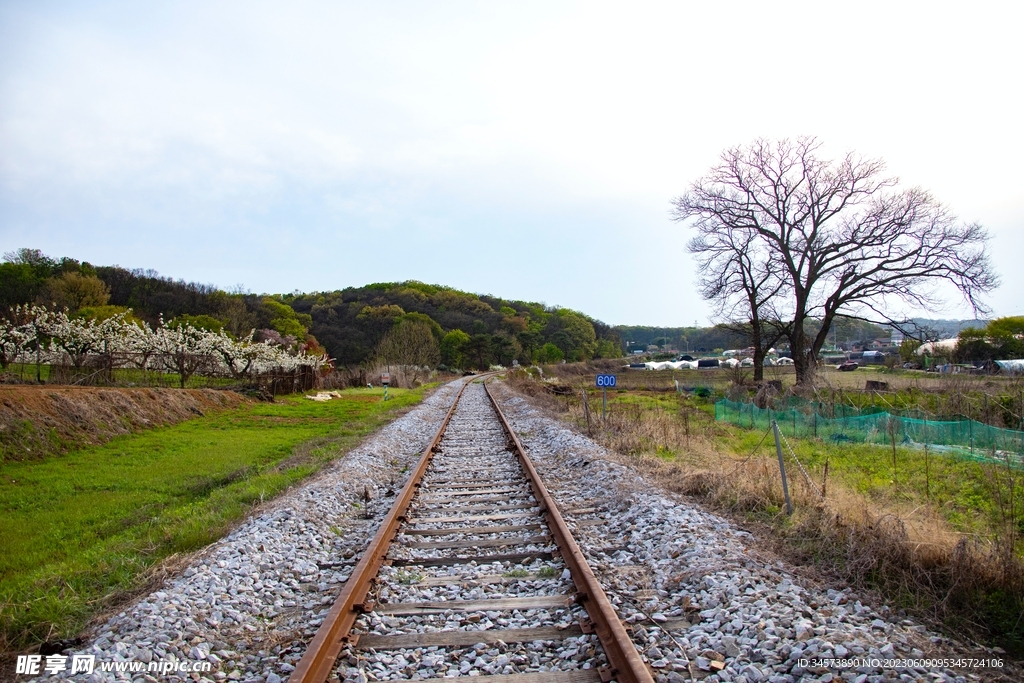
[286,282,622,366]
[2,249,929,369]
[0,249,621,368]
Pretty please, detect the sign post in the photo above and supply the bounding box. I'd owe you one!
[381,372,390,402]
[595,374,616,421]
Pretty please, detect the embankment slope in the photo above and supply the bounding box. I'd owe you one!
[0,386,247,462]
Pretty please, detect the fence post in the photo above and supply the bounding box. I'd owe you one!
[581,389,591,433]
[772,420,793,514]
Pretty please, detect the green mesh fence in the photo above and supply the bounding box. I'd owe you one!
[715,399,1024,468]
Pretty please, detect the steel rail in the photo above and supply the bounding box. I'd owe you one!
[482,380,654,683]
[291,376,481,683]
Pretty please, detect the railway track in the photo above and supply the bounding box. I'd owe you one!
[292,377,652,683]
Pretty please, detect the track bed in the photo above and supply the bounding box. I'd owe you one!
[295,379,649,683]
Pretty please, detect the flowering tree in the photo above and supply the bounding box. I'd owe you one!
[118,318,159,371]
[0,306,35,369]
[153,316,219,388]
[209,329,257,379]
[44,310,132,371]
[1,305,328,387]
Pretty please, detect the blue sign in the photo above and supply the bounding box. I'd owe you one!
[596,374,617,388]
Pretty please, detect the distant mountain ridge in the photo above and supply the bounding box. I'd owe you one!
[904,319,990,339]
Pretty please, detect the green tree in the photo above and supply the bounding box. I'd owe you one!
[0,262,49,309]
[77,305,146,326]
[545,309,596,361]
[39,272,110,312]
[536,342,564,364]
[987,316,1024,339]
[594,339,620,359]
[516,330,541,359]
[356,304,405,340]
[957,317,1024,361]
[208,292,257,337]
[489,334,520,366]
[262,298,311,339]
[898,338,921,363]
[170,314,226,333]
[463,334,492,369]
[399,311,444,342]
[440,329,470,368]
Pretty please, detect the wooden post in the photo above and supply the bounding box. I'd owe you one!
[582,389,591,434]
[772,420,793,514]
[822,458,829,499]
[925,438,931,503]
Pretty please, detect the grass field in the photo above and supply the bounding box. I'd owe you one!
[3,362,239,389]
[594,384,1023,555]
[0,386,425,652]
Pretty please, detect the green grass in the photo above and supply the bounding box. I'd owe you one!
[502,568,530,578]
[603,385,1022,540]
[586,380,1022,547]
[721,425,1024,540]
[3,362,238,388]
[0,386,425,651]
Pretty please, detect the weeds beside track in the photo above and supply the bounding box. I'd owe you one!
[506,366,1024,657]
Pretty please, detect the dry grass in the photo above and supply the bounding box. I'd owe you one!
[505,367,1024,657]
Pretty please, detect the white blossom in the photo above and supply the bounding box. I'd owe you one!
[1,305,327,384]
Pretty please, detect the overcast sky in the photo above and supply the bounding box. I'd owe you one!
[1,1,1021,326]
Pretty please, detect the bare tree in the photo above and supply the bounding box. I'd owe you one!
[673,137,998,384]
[680,217,790,381]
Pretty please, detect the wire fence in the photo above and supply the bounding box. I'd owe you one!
[715,398,1024,469]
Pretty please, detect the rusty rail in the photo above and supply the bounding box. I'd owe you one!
[290,377,478,683]
[483,380,654,683]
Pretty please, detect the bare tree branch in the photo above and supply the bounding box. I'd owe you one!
[672,136,998,384]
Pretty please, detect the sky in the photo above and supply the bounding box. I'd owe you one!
[1,1,1021,326]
